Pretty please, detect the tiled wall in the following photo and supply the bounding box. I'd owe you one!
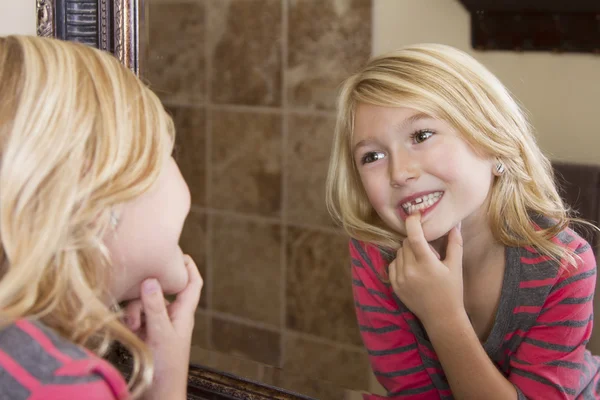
[146,0,373,398]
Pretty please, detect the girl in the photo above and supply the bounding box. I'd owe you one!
[326,43,600,399]
[0,35,202,399]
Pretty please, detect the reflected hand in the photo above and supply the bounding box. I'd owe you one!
[389,213,464,328]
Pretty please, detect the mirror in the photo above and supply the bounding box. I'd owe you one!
[37,1,600,399]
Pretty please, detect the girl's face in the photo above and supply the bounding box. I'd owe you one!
[352,103,495,242]
[105,139,191,302]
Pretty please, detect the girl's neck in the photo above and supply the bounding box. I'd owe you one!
[430,212,504,276]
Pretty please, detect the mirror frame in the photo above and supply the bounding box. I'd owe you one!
[35,2,315,399]
[36,0,140,74]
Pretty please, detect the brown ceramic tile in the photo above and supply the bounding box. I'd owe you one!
[211,316,281,366]
[210,110,282,216]
[208,0,282,106]
[167,105,206,207]
[286,114,337,227]
[179,210,207,308]
[286,227,362,346]
[211,214,282,326]
[146,0,205,104]
[287,0,372,110]
[283,333,370,392]
[191,310,210,350]
[208,351,264,382]
[271,370,348,400]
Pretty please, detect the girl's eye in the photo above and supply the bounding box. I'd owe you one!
[413,130,434,144]
[361,151,385,165]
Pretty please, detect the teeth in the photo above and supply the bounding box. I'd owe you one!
[401,191,443,214]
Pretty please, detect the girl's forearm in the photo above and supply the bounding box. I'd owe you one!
[423,311,518,400]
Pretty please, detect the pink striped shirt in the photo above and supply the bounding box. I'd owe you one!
[353,222,600,399]
[0,319,129,399]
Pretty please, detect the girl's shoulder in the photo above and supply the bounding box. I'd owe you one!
[531,214,591,251]
[0,318,129,399]
[524,215,596,279]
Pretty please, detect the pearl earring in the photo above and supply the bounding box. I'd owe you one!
[495,162,505,175]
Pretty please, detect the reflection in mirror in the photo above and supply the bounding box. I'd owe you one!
[144,0,376,398]
[146,0,600,399]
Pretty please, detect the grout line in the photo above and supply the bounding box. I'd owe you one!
[284,221,345,235]
[208,310,365,355]
[192,207,283,225]
[279,0,289,370]
[190,205,345,234]
[203,0,213,349]
[211,310,281,333]
[165,101,336,117]
[206,103,283,115]
[163,99,207,109]
[284,328,367,354]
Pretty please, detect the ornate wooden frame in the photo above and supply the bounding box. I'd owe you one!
[109,344,315,400]
[36,0,141,75]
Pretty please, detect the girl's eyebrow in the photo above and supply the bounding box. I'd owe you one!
[394,112,434,132]
[352,112,434,153]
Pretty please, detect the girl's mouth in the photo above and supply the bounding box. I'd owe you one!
[399,191,444,218]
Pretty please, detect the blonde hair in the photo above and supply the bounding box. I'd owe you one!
[0,35,175,397]
[326,43,591,267]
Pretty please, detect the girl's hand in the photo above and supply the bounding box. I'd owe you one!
[123,255,203,400]
[389,213,464,328]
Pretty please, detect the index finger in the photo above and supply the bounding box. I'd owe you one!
[405,213,437,262]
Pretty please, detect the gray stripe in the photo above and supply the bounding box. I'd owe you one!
[556,229,575,246]
[484,246,522,358]
[351,258,364,269]
[512,367,577,395]
[352,278,388,299]
[429,371,450,391]
[0,369,31,400]
[545,359,586,371]
[517,286,552,307]
[388,383,436,396]
[515,384,527,400]
[551,269,596,294]
[511,356,532,366]
[351,239,391,286]
[355,302,402,315]
[0,324,62,379]
[368,288,388,299]
[523,337,581,352]
[352,278,365,287]
[360,324,401,334]
[575,243,592,255]
[367,342,417,356]
[539,316,592,327]
[32,320,88,360]
[559,293,594,305]
[375,364,425,378]
[0,322,102,387]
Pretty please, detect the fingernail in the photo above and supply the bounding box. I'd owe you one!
[143,279,159,294]
[457,222,462,231]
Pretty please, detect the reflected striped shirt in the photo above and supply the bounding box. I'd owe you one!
[352,224,600,399]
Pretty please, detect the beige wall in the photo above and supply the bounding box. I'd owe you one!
[0,0,36,36]
[373,0,600,164]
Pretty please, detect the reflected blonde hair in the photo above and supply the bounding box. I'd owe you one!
[0,35,175,398]
[326,43,591,267]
